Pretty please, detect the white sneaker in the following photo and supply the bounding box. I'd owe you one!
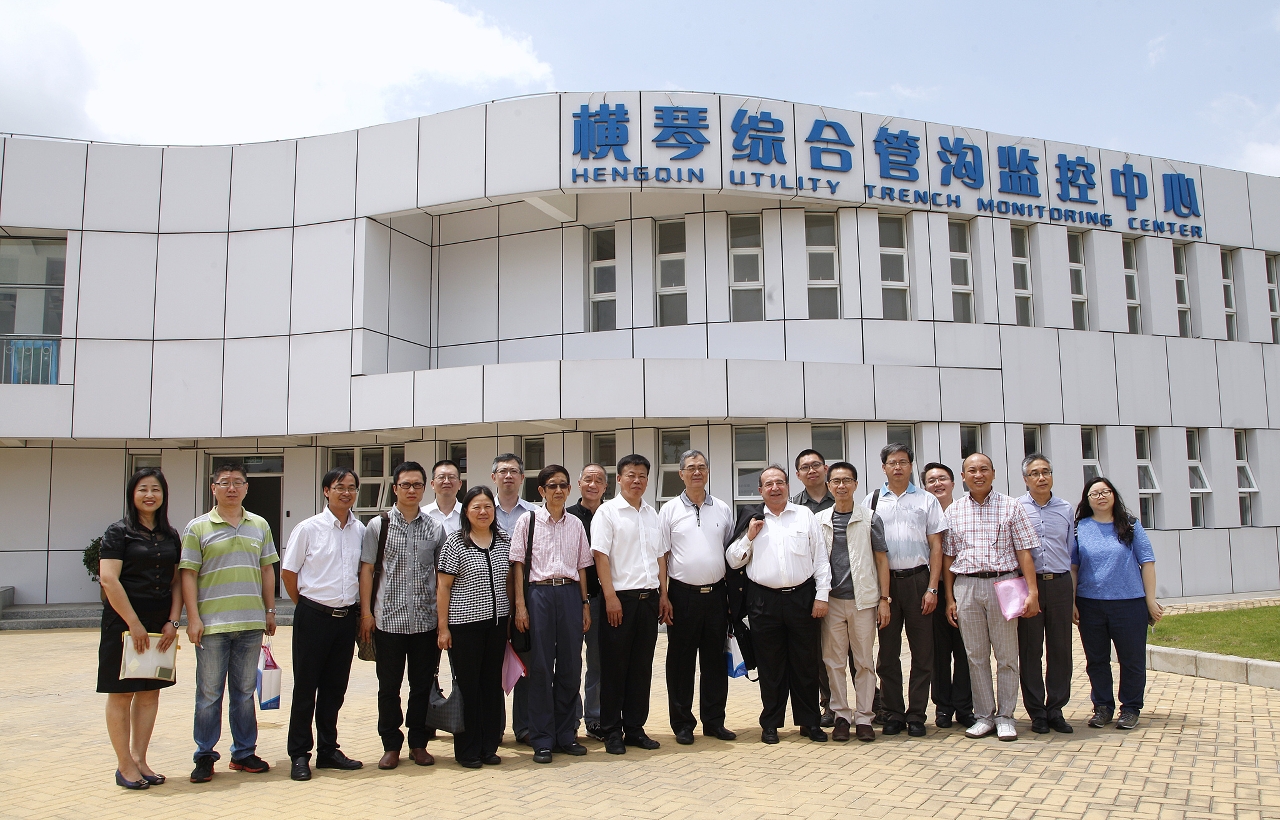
[965,718,995,738]
[996,721,1018,741]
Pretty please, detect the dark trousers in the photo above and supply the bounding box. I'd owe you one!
[287,599,358,759]
[599,589,659,738]
[747,580,821,729]
[665,579,729,733]
[447,618,508,764]
[1017,573,1075,720]
[1077,596,1148,714]
[931,601,973,718]
[876,569,934,724]
[373,627,441,751]
[528,584,585,750]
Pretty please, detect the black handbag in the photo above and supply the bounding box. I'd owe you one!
[508,512,534,653]
[357,512,390,662]
[424,673,465,735]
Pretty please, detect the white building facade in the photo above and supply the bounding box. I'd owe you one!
[3,91,1280,604]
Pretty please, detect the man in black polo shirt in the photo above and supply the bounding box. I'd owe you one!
[568,463,608,741]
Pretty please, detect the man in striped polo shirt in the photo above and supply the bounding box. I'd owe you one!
[181,462,280,783]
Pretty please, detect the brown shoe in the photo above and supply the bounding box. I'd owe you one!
[408,748,434,766]
[855,723,875,742]
[832,717,850,742]
[377,751,399,770]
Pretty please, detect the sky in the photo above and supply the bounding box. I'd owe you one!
[1,0,1279,174]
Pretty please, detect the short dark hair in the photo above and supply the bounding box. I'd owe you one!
[537,464,571,487]
[393,461,427,484]
[460,485,500,545]
[617,453,650,474]
[211,461,248,482]
[921,462,954,481]
[826,461,858,481]
[880,443,914,464]
[492,453,523,473]
[759,464,789,485]
[430,459,460,479]
[125,467,179,542]
[794,448,826,470]
[322,467,359,491]
[1021,453,1052,476]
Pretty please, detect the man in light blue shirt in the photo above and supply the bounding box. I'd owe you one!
[1015,454,1076,735]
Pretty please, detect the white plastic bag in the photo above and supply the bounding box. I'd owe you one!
[256,638,281,710]
[725,632,747,678]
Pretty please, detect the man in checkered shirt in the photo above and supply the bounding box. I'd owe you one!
[941,453,1041,742]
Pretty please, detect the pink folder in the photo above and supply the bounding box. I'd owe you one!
[501,640,527,694]
[994,576,1030,621]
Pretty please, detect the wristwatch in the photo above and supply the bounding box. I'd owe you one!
[170,620,180,628]
[880,596,892,603]
[926,587,939,595]
[266,608,275,614]
[582,599,590,605]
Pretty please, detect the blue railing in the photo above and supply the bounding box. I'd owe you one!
[2,338,59,384]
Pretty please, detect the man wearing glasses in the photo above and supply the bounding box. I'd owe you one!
[490,454,539,745]
[359,461,449,769]
[281,467,366,781]
[657,450,737,745]
[510,466,595,763]
[424,459,463,535]
[791,449,836,725]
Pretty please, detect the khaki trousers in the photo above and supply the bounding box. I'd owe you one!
[954,574,1021,723]
[821,597,878,725]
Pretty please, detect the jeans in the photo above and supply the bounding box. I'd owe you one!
[1076,596,1148,714]
[193,628,263,762]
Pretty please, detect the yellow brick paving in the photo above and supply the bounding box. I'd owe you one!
[1,625,1278,820]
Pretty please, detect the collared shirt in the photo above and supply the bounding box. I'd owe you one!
[179,507,279,635]
[361,505,447,634]
[100,519,180,604]
[495,496,538,537]
[658,491,735,586]
[943,490,1040,575]
[282,507,364,608]
[591,495,663,591]
[791,489,835,514]
[1016,493,1075,574]
[866,482,946,571]
[423,499,461,536]
[510,506,594,582]
[567,500,602,596]
[438,529,512,625]
[726,502,832,601]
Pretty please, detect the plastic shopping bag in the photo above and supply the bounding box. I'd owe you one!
[501,640,527,694]
[725,632,748,678]
[994,575,1030,621]
[257,639,281,710]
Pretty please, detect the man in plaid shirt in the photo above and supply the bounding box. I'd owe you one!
[941,453,1041,742]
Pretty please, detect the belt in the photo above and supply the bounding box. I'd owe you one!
[669,578,726,594]
[616,588,659,600]
[961,571,1018,579]
[760,578,815,594]
[299,595,356,618]
[532,578,576,586]
[1037,571,1070,580]
[889,564,929,579]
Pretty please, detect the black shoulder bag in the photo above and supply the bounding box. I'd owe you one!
[508,512,535,653]
[356,512,390,662]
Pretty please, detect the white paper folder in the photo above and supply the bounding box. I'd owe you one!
[119,633,178,681]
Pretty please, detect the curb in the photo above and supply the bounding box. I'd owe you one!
[1147,645,1280,689]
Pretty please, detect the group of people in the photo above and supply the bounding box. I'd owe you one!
[96,443,1164,789]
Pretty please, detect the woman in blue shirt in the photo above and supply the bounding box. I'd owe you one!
[1071,477,1163,730]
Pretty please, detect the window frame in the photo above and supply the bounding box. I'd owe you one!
[1067,232,1088,331]
[810,424,845,462]
[447,441,469,502]
[1222,250,1238,341]
[1174,244,1193,338]
[1267,255,1280,344]
[521,436,546,502]
[948,220,975,324]
[657,429,692,508]
[655,219,688,327]
[0,237,67,385]
[592,433,618,500]
[1186,428,1210,528]
[733,426,769,516]
[1022,424,1042,457]
[1123,238,1142,334]
[1080,425,1101,483]
[1135,427,1159,529]
[729,214,764,323]
[589,227,618,333]
[960,424,982,460]
[878,215,910,321]
[328,445,406,521]
[805,212,840,320]
[1236,430,1257,526]
[1010,225,1034,327]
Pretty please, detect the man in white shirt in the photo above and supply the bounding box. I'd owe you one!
[727,465,832,744]
[592,454,667,755]
[423,459,462,536]
[657,449,737,745]
[281,468,366,781]
[491,453,539,745]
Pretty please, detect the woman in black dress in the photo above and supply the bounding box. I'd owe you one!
[97,467,184,789]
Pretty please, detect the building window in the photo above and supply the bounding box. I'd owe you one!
[658,429,692,507]
[591,433,617,500]
[730,215,764,322]
[879,216,910,321]
[1067,232,1088,331]
[1011,225,1034,327]
[521,437,545,502]
[1267,256,1280,344]
[1135,428,1159,529]
[806,213,839,320]
[329,445,405,520]
[656,220,687,327]
[949,221,975,323]
[448,441,469,501]
[1173,244,1193,338]
[1187,429,1209,528]
[0,237,65,385]
[960,425,981,460]
[1222,250,1238,341]
[589,228,617,332]
[888,423,916,485]
[131,453,163,474]
[1236,430,1258,526]
[1123,238,1142,334]
[1023,424,1042,457]
[733,426,768,516]
[810,424,844,461]
[1081,426,1101,482]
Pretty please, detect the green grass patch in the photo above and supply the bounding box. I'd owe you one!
[1148,605,1280,662]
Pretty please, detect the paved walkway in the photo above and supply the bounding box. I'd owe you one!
[1,624,1277,820]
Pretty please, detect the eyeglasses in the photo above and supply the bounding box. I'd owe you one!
[761,480,788,490]
[680,465,707,474]
[797,462,825,473]
[828,478,855,486]
[885,460,911,468]
[1027,470,1052,479]
[544,482,571,490]
[213,480,248,488]
[432,475,458,484]
[396,482,426,491]
[330,486,357,495]
[1088,489,1113,499]
[494,468,522,477]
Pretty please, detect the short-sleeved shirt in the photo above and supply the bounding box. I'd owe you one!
[866,483,946,571]
[282,507,364,608]
[658,492,735,586]
[591,495,663,591]
[791,489,835,514]
[99,519,180,605]
[1072,518,1156,600]
[510,507,593,582]
[437,529,512,626]
[179,508,279,635]
[1016,493,1074,574]
[495,497,538,537]
[361,507,447,634]
[423,500,461,536]
[942,490,1039,575]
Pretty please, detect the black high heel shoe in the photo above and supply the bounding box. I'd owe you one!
[141,773,166,785]
[115,770,149,790]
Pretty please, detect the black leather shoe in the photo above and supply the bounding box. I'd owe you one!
[482,754,502,765]
[604,735,626,755]
[290,757,311,781]
[820,709,836,728]
[935,713,953,728]
[457,758,483,768]
[760,727,779,744]
[803,726,828,742]
[316,750,362,770]
[1049,716,1074,733]
[881,719,905,735]
[956,712,978,728]
[559,742,587,756]
[1030,718,1050,734]
[907,721,926,737]
[624,733,660,750]
[533,748,553,764]
[675,728,695,745]
[704,725,737,741]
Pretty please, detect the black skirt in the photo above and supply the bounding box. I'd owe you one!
[97,598,178,694]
